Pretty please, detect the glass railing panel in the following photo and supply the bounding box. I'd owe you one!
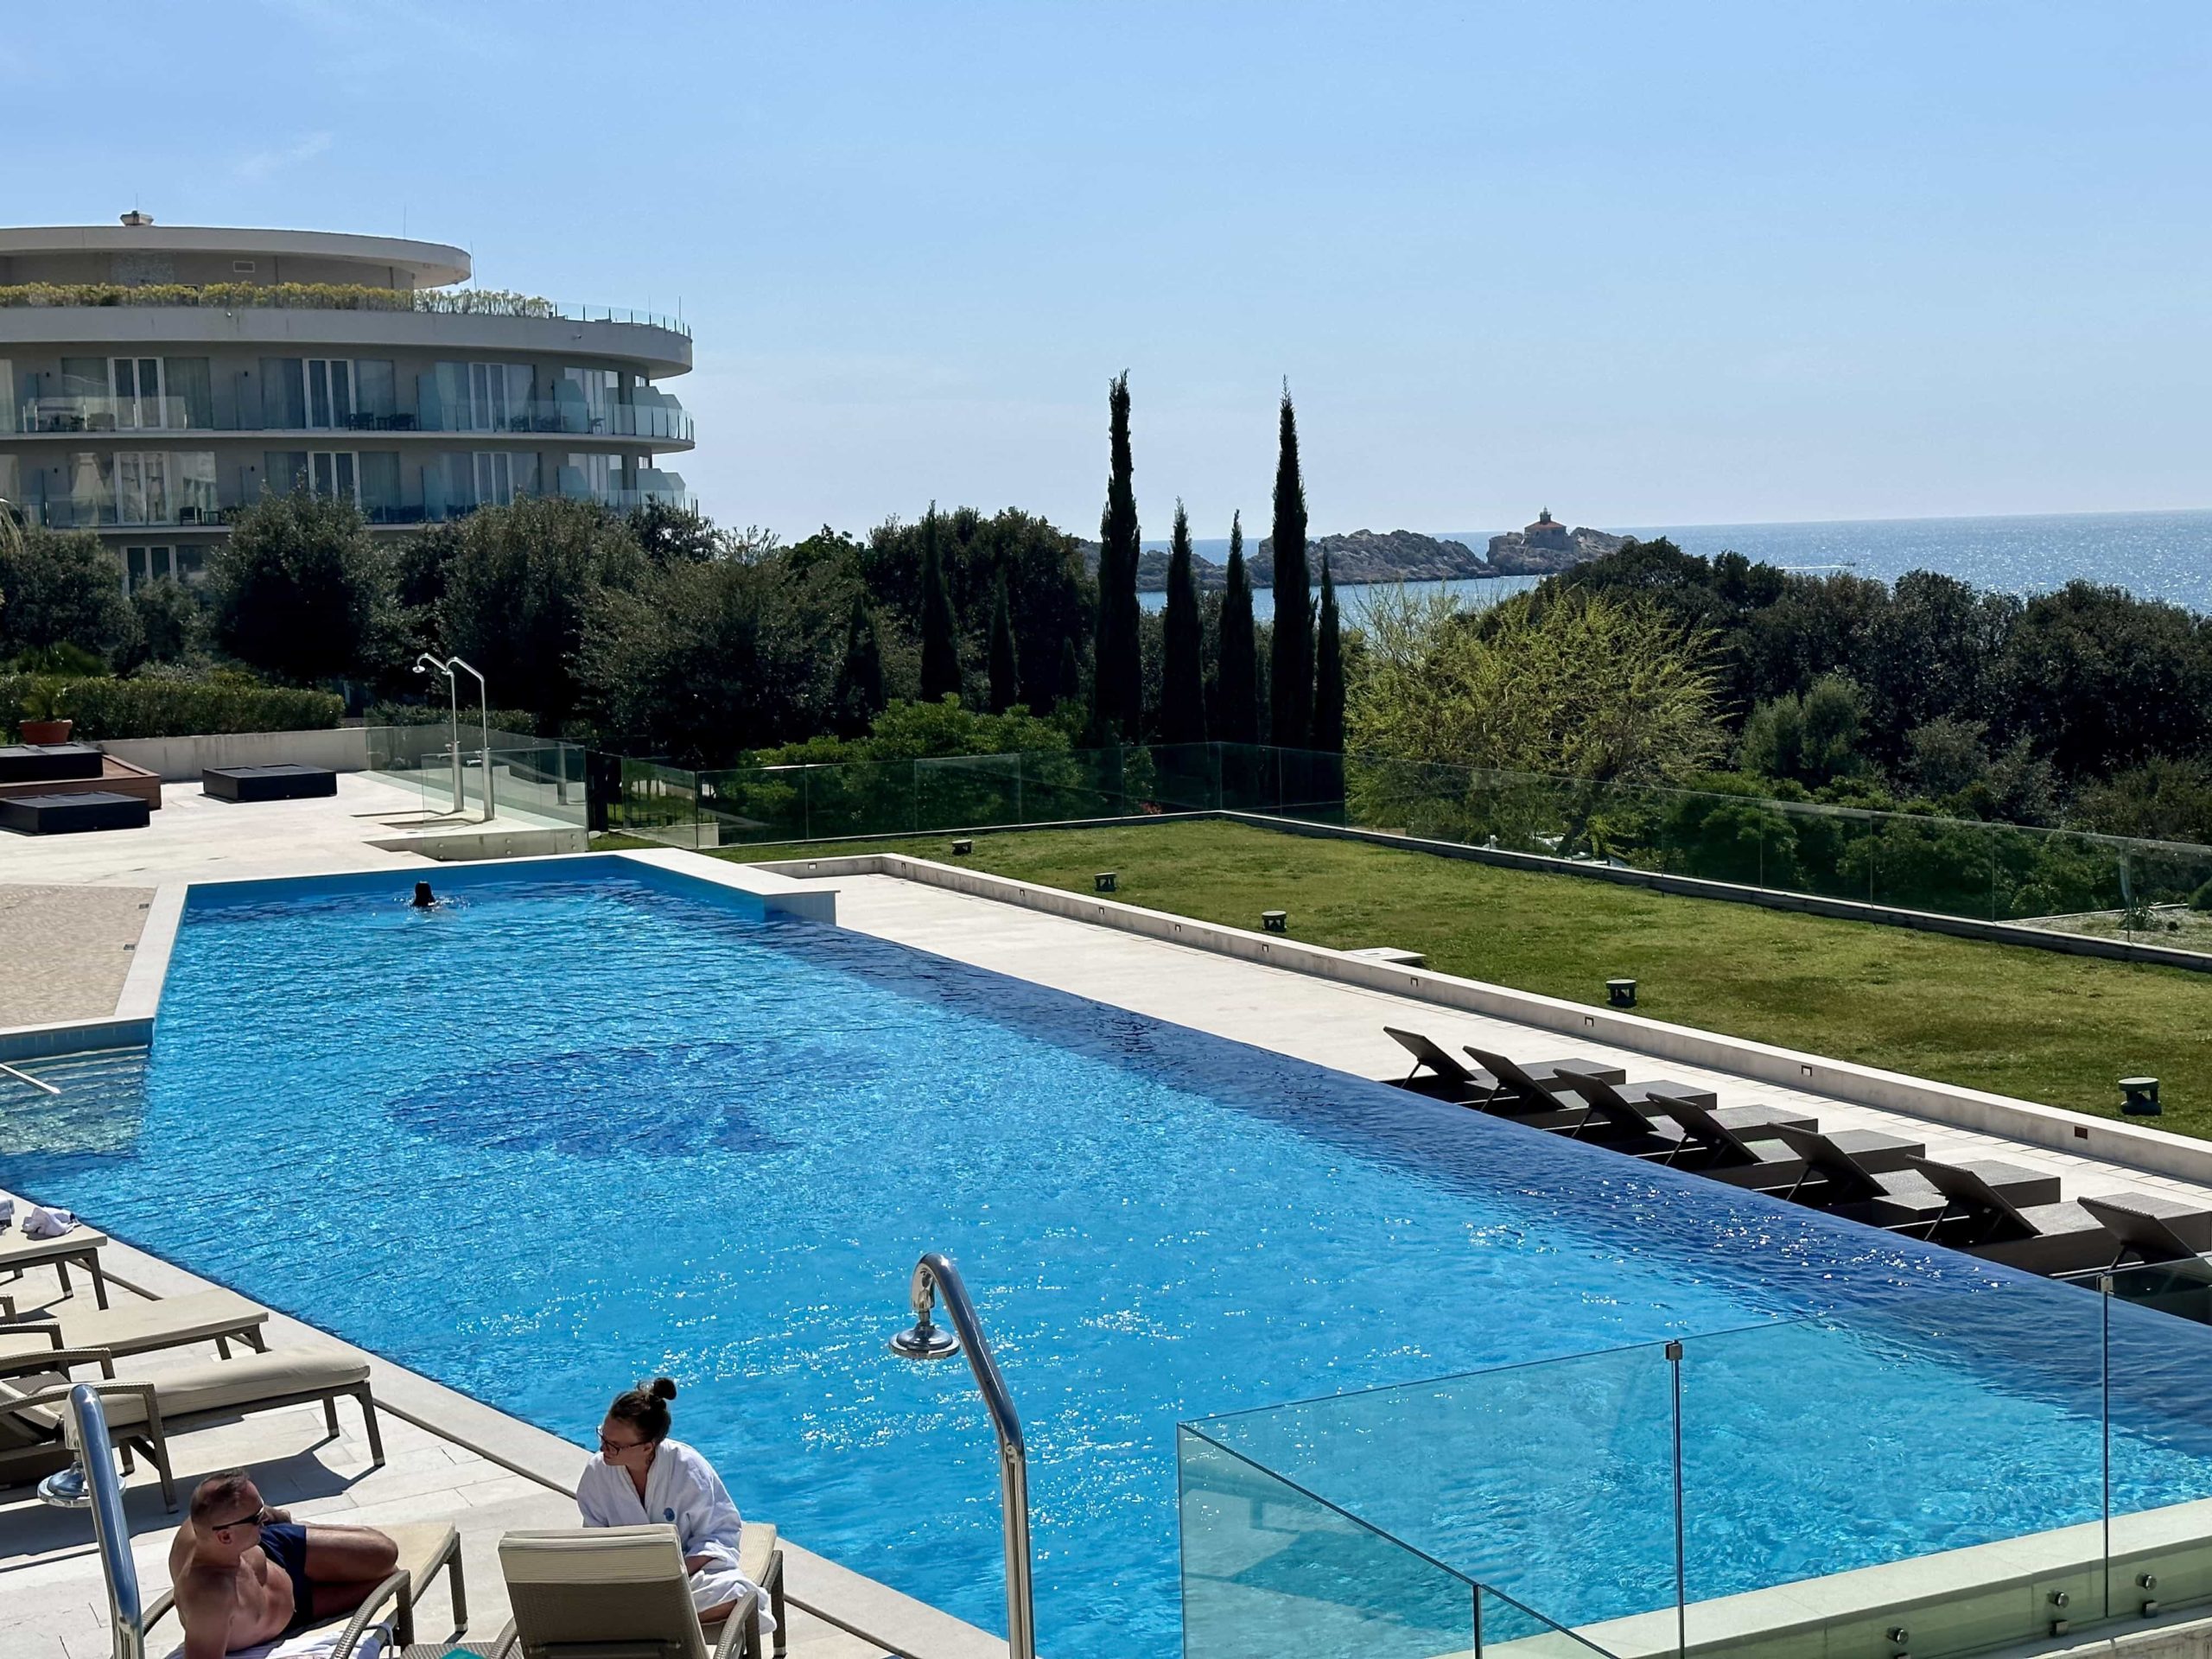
[1680,1281,2110,1659]
[1016,747,1126,823]
[1149,742,1223,814]
[1865,812,2004,919]
[695,766,804,847]
[1478,1584,1626,1659]
[914,751,1025,830]
[610,757,700,848]
[485,744,587,827]
[2101,1268,2212,1612]
[1197,1343,1678,1637]
[1179,1427,1476,1659]
[1995,827,2129,932]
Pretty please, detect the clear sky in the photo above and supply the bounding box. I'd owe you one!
[10,3,2209,541]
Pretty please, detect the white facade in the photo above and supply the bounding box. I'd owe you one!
[0,219,696,591]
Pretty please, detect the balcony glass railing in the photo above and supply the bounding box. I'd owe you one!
[16,395,200,434]
[0,282,690,337]
[411,397,692,442]
[26,496,219,530]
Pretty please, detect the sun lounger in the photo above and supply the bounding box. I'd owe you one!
[1546,1069,1817,1163]
[1753,1127,1997,1219]
[2077,1193,2212,1264]
[493,1525,767,1659]
[1899,1161,2148,1275]
[1381,1027,1624,1103]
[0,1285,268,1363]
[0,1344,385,1510]
[0,1224,110,1308]
[143,1520,466,1655]
[1457,1043,1636,1118]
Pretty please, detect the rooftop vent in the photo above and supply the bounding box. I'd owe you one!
[119,210,153,227]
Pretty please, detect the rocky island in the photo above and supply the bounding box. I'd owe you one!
[1094,511,1630,591]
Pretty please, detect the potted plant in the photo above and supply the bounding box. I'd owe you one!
[17,679,72,745]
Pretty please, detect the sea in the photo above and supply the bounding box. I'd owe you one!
[1135,506,2212,624]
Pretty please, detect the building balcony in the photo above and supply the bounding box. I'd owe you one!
[22,479,693,532]
[7,392,693,448]
[0,282,689,338]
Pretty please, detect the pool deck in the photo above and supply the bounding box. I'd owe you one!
[17,798,2212,1659]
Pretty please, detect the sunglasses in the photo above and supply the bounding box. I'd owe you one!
[210,1505,271,1532]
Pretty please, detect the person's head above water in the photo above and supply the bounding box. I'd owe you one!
[410,880,436,909]
[599,1376,677,1466]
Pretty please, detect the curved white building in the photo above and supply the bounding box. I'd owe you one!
[0,214,695,591]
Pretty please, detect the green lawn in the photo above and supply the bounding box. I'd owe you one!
[682,818,2212,1133]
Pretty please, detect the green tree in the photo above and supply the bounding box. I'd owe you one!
[1057,638,1084,710]
[1313,551,1344,753]
[440,495,647,723]
[1998,581,2212,778]
[1215,512,1260,743]
[1268,386,1312,747]
[1159,499,1206,744]
[918,504,963,702]
[986,572,1020,715]
[130,578,201,665]
[210,491,385,684]
[1739,674,1866,787]
[1091,371,1141,739]
[0,529,138,667]
[833,594,887,736]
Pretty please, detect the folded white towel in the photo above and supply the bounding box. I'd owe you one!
[0,1198,14,1230]
[160,1619,389,1659]
[22,1206,76,1239]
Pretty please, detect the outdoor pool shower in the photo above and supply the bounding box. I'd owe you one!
[412,652,495,822]
[889,1252,1035,1659]
[39,1384,144,1659]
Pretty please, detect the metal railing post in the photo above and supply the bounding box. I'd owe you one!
[56,1385,143,1659]
[890,1254,1034,1659]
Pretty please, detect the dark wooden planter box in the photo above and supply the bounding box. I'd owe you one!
[0,790,150,835]
[202,764,340,802]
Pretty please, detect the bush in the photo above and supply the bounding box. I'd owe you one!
[0,529,139,667]
[367,701,543,736]
[2192,878,2212,912]
[12,677,345,739]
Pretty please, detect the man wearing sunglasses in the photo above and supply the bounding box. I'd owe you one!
[168,1470,399,1659]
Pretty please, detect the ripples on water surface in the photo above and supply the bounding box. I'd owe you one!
[6,860,2212,1649]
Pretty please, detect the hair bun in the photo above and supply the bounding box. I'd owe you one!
[649,1377,678,1402]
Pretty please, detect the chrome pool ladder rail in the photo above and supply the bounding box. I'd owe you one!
[0,1060,60,1096]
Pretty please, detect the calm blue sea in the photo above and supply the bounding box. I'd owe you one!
[1138,507,2212,622]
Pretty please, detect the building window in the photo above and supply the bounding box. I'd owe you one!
[68,451,114,525]
[306,359,353,429]
[260,358,307,428]
[115,452,172,524]
[353,360,397,423]
[264,450,309,494]
[164,358,213,429]
[558,366,617,433]
[359,451,402,519]
[309,451,359,505]
[123,545,176,594]
[175,452,218,523]
[431,361,531,432]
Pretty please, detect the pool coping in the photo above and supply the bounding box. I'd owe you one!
[754,851,2212,1190]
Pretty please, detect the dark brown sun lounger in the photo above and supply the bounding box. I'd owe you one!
[2076,1193,2212,1263]
[1898,1161,2150,1275]
[1549,1070,1817,1153]
[1381,1027,1624,1103]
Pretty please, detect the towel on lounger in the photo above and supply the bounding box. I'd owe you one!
[22,1206,75,1239]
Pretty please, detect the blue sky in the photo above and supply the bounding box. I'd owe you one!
[10,3,2209,539]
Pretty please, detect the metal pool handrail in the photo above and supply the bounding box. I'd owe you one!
[890,1252,1034,1659]
[65,1384,144,1659]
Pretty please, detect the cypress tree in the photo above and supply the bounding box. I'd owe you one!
[834,593,886,736]
[1058,637,1083,709]
[1090,371,1141,740]
[987,572,1020,715]
[918,503,962,703]
[1312,551,1344,753]
[1160,499,1206,744]
[1216,512,1260,743]
[1267,385,1312,748]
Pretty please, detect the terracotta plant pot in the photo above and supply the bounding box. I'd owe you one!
[19,719,73,744]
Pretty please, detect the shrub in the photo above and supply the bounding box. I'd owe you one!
[26,677,343,739]
[2192,878,2212,912]
[367,701,542,736]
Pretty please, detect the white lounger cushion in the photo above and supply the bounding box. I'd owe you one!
[3,1348,369,1433]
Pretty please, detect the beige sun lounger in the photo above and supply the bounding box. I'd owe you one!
[0,1286,268,1363]
[143,1520,467,1656]
[0,1344,385,1510]
[0,1224,111,1308]
[493,1525,767,1659]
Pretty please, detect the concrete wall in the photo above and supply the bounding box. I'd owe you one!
[100,728,372,780]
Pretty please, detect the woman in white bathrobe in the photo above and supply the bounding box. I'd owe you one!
[577,1377,773,1631]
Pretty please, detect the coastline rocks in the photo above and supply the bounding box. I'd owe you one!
[1085,518,1629,591]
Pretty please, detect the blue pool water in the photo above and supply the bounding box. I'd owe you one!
[6,858,2212,1649]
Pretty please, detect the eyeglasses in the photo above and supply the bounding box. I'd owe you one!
[598,1434,653,1457]
[210,1505,270,1532]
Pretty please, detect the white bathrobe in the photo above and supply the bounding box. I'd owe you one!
[576,1439,774,1630]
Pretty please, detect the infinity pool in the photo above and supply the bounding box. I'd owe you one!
[5,857,2209,1651]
